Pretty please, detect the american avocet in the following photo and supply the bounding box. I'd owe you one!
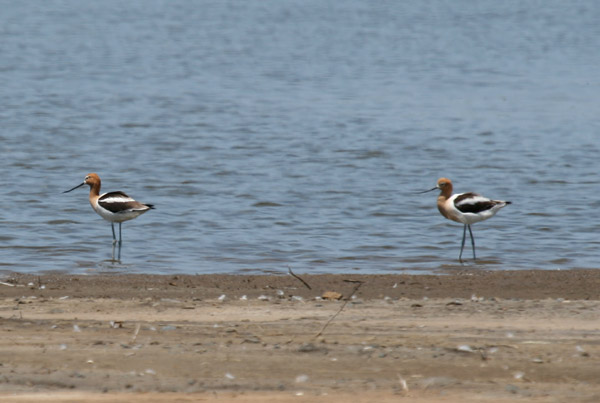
[420,178,511,262]
[63,173,154,245]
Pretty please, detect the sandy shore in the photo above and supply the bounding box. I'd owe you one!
[1,269,600,402]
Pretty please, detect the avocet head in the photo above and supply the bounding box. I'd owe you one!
[63,173,101,193]
[417,177,453,194]
[436,177,452,190]
[83,173,100,186]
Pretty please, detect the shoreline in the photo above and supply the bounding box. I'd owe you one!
[2,268,600,300]
[1,269,599,402]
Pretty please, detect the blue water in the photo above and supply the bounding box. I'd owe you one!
[1,1,599,275]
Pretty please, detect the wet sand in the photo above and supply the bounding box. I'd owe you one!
[1,269,600,402]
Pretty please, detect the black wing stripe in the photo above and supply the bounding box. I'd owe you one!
[99,191,131,200]
[454,192,497,214]
[455,201,496,214]
[98,200,143,213]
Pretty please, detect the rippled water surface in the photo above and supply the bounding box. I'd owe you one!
[2,1,599,274]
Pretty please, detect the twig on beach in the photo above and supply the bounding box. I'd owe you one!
[397,374,409,393]
[315,280,364,338]
[479,348,488,361]
[288,267,311,290]
[0,281,15,287]
[131,323,141,343]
